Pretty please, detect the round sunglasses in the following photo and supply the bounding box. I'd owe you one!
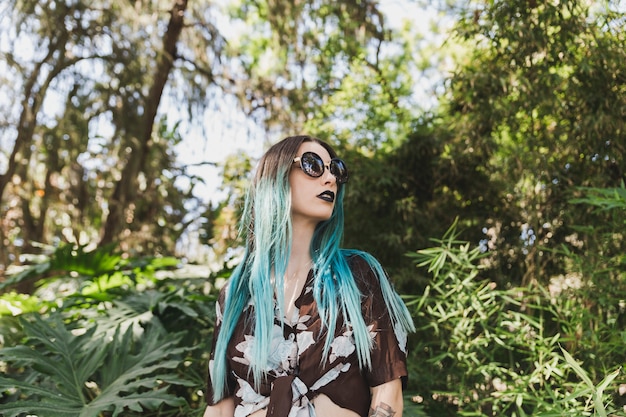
[293,151,349,184]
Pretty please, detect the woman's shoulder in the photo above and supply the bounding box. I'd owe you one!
[215,280,231,309]
[341,249,384,290]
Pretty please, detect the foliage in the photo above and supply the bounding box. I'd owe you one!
[404,211,625,416]
[0,0,208,268]
[1,0,422,272]
[437,0,626,284]
[335,0,626,293]
[342,126,445,290]
[0,316,188,417]
[0,243,218,416]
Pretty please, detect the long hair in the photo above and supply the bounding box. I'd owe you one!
[211,135,414,402]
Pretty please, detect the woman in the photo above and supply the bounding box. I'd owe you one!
[204,135,415,417]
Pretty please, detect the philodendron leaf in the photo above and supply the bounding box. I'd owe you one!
[0,393,84,417]
[0,314,191,416]
[83,324,189,416]
[80,387,186,417]
[0,315,107,406]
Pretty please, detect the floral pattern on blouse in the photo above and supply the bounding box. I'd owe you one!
[207,254,408,417]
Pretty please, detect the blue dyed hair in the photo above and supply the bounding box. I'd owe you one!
[211,135,415,402]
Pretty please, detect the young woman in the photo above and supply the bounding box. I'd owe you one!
[204,135,415,417]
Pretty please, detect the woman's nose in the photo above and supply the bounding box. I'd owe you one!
[322,164,337,184]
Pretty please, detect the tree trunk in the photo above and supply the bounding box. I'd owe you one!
[101,0,189,246]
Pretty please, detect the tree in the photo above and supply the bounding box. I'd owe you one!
[438,0,626,284]
[101,0,189,246]
[1,0,419,277]
[0,0,204,271]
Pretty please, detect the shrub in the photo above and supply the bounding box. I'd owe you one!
[405,217,624,416]
[0,244,220,416]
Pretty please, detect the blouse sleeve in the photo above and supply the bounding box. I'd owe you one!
[205,284,236,405]
[350,254,409,388]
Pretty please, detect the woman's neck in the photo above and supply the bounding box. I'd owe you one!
[281,220,315,322]
[290,220,315,259]
[286,220,315,277]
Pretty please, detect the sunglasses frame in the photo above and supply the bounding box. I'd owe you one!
[293,151,349,184]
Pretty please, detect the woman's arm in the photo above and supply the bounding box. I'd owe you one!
[369,379,403,417]
[203,397,235,417]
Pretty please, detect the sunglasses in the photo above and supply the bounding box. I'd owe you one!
[293,152,349,184]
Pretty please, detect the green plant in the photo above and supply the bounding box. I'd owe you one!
[404,219,623,416]
[0,315,189,417]
[0,243,220,416]
[560,347,621,417]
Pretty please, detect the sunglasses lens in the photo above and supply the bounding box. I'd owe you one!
[296,152,349,183]
[300,152,325,177]
[330,159,348,184]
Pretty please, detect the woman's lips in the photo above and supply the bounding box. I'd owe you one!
[317,190,335,202]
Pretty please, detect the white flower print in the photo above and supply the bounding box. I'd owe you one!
[288,377,314,417]
[310,362,351,391]
[234,378,269,417]
[367,324,377,340]
[233,326,297,372]
[303,285,313,296]
[291,377,309,401]
[215,300,223,326]
[297,331,315,354]
[233,335,254,366]
[236,378,266,403]
[329,330,355,363]
[208,359,215,382]
[267,324,297,372]
[295,314,311,331]
[394,321,408,354]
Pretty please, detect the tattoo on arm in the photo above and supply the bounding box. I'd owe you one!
[369,402,396,417]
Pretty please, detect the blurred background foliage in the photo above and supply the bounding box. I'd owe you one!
[0,0,624,415]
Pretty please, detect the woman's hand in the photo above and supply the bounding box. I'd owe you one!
[203,396,235,417]
[369,379,403,417]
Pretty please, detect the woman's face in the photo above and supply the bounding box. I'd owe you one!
[289,141,338,225]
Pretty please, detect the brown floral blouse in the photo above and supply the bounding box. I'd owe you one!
[206,254,408,417]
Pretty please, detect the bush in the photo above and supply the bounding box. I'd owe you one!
[0,244,220,416]
[405,216,624,416]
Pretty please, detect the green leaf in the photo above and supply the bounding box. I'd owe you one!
[49,243,123,276]
[81,387,186,417]
[0,261,50,292]
[0,313,191,416]
[0,315,106,403]
[84,324,190,415]
[593,367,621,417]
[560,346,594,388]
[0,396,83,417]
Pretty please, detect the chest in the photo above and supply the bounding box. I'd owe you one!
[227,287,359,382]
